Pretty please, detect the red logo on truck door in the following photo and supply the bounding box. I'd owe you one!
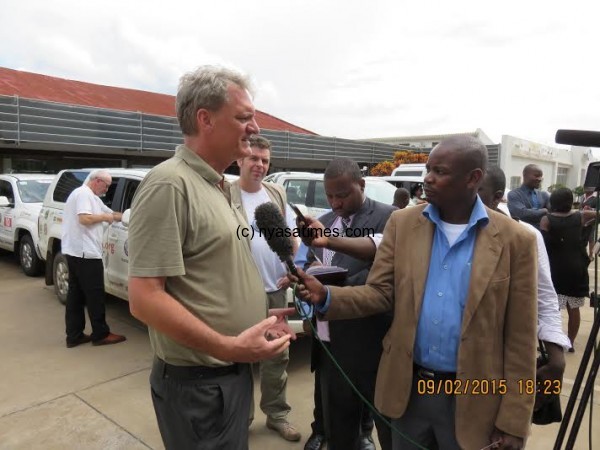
[3,216,12,228]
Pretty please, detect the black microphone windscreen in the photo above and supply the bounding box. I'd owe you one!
[254,202,294,263]
[555,129,600,148]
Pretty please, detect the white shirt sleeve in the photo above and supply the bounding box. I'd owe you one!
[369,233,384,249]
[285,205,297,229]
[285,204,301,250]
[100,201,113,214]
[524,223,571,350]
[75,189,95,215]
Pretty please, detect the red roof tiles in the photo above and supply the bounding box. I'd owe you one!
[0,67,316,135]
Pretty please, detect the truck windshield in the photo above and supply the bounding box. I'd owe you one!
[17,180,53,203]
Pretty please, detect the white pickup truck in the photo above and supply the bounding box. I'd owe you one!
[38,169,304,333]
[38,168,150,303]
[0,173,55,276]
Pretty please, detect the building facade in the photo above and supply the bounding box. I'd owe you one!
[366,128,495,148]
[499,135,594,191]
[366,129,595,190]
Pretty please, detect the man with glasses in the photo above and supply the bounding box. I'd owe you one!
[63,169,126,348]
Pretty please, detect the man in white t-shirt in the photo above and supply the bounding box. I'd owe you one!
[62,169,126,348]
[230,136,301,442]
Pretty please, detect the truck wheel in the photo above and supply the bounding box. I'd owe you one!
[53,252,69,305]
[19,234,43,277]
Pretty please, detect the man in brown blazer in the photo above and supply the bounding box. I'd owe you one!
[293,136,538,450]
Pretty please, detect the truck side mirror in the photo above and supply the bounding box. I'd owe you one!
[0,196,13,207]
[121,209,131,227]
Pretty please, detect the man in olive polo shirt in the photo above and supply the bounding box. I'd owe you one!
[127,66,292,450]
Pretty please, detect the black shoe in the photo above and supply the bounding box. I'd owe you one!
[359,434,376,450]
[66,333,92,348]
[304,433,326,450]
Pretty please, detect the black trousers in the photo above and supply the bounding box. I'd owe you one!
[318,343,391,450]
[65,256,110,343]
[310,366,376,437]
[150,358,253,450]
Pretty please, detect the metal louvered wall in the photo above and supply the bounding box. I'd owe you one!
[0,95,499,166]
[0,95,414,163]
[0,95,182,152]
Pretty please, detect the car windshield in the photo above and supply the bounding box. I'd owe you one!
[364,180,396,205]
[17,180,53,203]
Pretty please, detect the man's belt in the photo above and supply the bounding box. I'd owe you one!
[413,363,457,381]
[155,358,243,380]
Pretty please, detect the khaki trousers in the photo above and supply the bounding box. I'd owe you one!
[250,288,291,422]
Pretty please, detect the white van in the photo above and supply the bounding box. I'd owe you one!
[390,163,427,178]
[383,164,427,192]
[264,172,397,217]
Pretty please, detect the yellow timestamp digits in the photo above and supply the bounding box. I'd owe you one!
[417,378,508,396]
[518,379,562,395]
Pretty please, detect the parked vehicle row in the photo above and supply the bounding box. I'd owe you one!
[3,167,400,337]
[34,169,305,335]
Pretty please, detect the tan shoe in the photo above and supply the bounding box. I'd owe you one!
[92,333,126,346]
[266,418,302,442]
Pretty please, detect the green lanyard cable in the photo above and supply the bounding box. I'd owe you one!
[291,283,430,450]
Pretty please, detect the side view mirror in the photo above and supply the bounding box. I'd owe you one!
[121,209,131,227]
[0,196,14,207]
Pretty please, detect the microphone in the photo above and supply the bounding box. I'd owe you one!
[555,129,600,148]
[254,202,300,278]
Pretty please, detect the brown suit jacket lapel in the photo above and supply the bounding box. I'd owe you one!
[461,217,502,334]
[410,213,434,319]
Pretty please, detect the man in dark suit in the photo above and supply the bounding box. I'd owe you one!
[507,164,550,229]
[302,158,396,450]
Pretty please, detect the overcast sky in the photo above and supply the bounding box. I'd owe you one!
[1,0,598,146]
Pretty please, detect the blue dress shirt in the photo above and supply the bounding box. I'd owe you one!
[413,196,489,372]
[294,241,310,268]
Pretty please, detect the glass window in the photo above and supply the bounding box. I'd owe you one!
[0,180,15,203]
[53,171,90,202]
[101,178,120,209]
[120,179,140,211]
[17,180,53,203]
[285,180,310,205]
[510,176,521,190]
[391,170,423,177]
[365,180,396,205]
[557,167,569,186]
[313,181,330,209]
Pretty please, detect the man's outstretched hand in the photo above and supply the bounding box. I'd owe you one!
[266,307,297,340]
[223,316,292,363]
[288,268,328,306]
